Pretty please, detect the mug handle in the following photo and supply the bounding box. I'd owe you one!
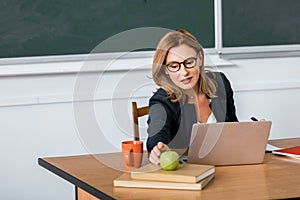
[122,147,134,167]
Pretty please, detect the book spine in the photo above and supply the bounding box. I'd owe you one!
[131,174,195,183]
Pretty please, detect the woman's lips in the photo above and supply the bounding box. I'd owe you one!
[181,77,192,84]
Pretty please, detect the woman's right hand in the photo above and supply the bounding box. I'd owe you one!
[149,142,170,165]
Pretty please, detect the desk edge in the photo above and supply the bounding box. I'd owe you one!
[38,157,115,200]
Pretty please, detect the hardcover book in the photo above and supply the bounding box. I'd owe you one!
[272,146,300,158]
[130,163,215,183]
[114,173,214,190]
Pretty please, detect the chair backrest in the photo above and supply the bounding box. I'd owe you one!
[132,101,149,141]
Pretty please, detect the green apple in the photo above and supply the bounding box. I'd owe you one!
[160,151,179,171]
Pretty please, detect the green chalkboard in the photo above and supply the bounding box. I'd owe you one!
[0,0,214,58]
[223,0,300,47]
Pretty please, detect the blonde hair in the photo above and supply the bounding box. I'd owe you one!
[152,29,217,102]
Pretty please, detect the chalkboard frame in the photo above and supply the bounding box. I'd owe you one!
[1,0,300,62]
[218,0,300,58]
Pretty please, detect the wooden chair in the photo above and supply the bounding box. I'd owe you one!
[132,102,149,141]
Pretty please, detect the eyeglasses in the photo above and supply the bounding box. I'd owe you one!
[165,56,198,72]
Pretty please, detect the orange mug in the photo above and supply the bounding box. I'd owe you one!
[122,140,143,171]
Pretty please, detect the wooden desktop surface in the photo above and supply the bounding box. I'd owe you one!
[39,138,300,200]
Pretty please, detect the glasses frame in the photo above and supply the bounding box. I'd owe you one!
[165,54,199,72]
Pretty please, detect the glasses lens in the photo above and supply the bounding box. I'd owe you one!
[184,57,197,68]
[167,62,180,72]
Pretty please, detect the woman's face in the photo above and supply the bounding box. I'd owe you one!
[165,44,202,92]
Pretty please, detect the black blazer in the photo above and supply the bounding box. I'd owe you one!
[146,72,238,153]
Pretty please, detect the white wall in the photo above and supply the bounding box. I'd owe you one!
[222,56,300,138]
[0,54,300,199]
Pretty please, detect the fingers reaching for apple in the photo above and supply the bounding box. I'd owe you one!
[149,142,170,165]
[157,142,170,151]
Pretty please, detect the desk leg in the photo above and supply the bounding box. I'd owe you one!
[76,186,99,200]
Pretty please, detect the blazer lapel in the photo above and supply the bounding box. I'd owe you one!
[210,98,226,122]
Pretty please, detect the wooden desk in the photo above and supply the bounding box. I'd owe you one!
[38,138,300,200]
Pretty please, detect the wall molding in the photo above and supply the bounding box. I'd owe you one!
[0,52,153,76]
[1,80,300,108]
[234,81,300,93]
[218,44,300,59]
[0,50,233,76]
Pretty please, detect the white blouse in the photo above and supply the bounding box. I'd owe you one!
[197,113,217,124]
[198,98,217,124]
[206,112,217,123]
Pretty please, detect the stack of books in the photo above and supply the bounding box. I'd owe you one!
[114,163,215,190]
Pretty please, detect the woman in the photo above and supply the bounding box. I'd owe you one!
[147,29,238,164]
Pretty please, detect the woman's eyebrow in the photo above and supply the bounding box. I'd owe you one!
[167,56,196,63]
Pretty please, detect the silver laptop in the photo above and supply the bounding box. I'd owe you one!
[187,121,272,166]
